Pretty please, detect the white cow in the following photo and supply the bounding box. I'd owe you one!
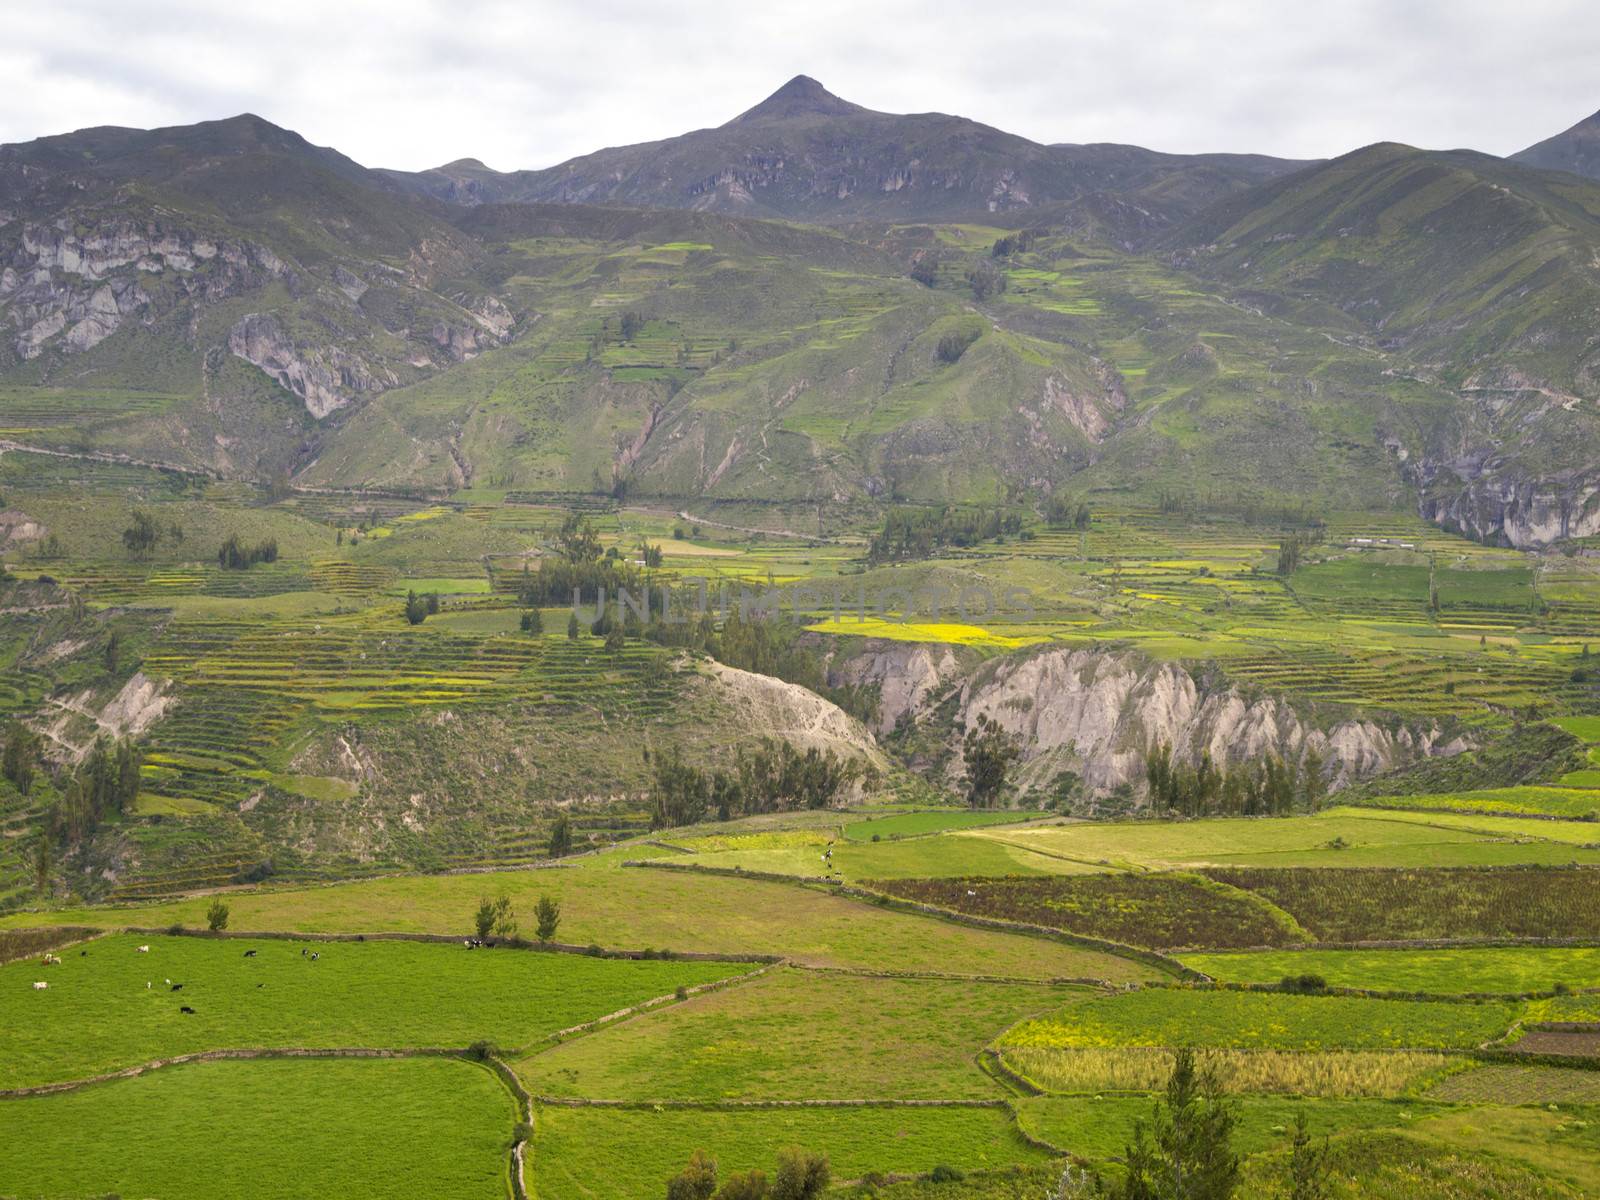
[32,981,47,990]
[136,945,150,953]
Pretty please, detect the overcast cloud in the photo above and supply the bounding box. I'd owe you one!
[2,0,1597,171]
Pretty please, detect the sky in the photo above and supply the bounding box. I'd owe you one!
[2,0,1597,171]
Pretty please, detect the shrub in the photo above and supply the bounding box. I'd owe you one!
[928,1164,965,1183]
[535,893,562,943]
[1280,973,1328,994]
[935,327,981,363]
[206,900,230,932]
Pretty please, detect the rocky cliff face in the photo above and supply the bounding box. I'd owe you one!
[227,312,395,420]
[833,640,1461,801]
[0,217,285,362]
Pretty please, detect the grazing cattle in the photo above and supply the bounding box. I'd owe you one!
[243,950,258,958]
[146,982,151,989]
[136,945,149,953]
[170,983,183,992]
[310,952,320,961]
[301,948,307,957]
[32,981,47,990]
[179,1005,196,1014]
[41,953,61,966]
[80,950,87,956]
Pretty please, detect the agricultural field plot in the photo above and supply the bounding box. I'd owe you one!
[1344,786,1600,820]
[1429,1063,1600,1104]
[997,987,1517,1052]
[963,812,1600,871]
[529,1103,1055,1200]
[1182,946,1600,994]
[0,862,1163,983]
[1000,1045,1457,1098]
[0,1056,513,1200]
[868,873,1303,949]
[666,824,1103,880]
[1202,866,1600,942]
[0,933,750,1089]
[841,810,1047,840]
[1014,1095,1440,1165]
[519,966,1075,1101]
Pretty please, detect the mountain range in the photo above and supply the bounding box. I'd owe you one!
[3,78,1600,546]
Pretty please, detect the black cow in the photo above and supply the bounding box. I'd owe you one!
[170,983,183,991]
[243,950,258,958]
[179,1005,196,1014]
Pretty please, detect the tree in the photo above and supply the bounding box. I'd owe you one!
[604,623,626,653]
[474,896,500,940]
[104,629,122,674]
[3,720,38,795]
[1115,1048,1239,1200]
[909,258,939,287]
[771,1147,829,1200]
[666,1150,718,1200]
[1285,1111,1330,1200]
[32,837,51,896]
[962,714,1019,808]
[567,612,581,639]
[965,261,1005,301]
[534,893,561,943]
[547,812,573,858]
[521,608,544,634]
[935,328,981,363]
[122,509,161,557]
[206,900,230,932]
[404,590,428,625]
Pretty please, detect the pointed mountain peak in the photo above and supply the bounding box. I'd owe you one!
[729,75,866,124]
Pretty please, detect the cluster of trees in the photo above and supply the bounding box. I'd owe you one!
[516,513,645,606]
[963,714,1020,808]
[217,535,279,570]
[47,737,143,844]
[990,229,1041,257]
[666,1146,828,1200]
[472,894,561,942]
[1275,527,1323,576]
[121,509,183,558]
[649,739,865,830]
[1144,743,1326,818]
[966,261,1006,301]
[1045,495,1093,529]
[3,720,39,795]
[935,326,981,363]
[404,590,441,625]
[1156,490,1330,530]
[866,505,1022,564]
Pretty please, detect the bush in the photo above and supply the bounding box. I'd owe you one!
[935,327,981,364]
[1280,973,1328,994]
[928,1164,965,1183]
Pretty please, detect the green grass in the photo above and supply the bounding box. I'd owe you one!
[0,1056,512,1200]
[998,987,1516,1051]
[1,862,1161,983]
[519,966,1073,1100]
[529,1104,1055,1199]
[1182,946,1600,994]
[0,933,747,1088]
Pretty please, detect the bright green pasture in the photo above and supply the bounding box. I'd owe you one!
[1182,946,1600,995]
[842,810,1048,840]
[0,863,1159,983]
[0,1057,511,1200]
[529,1104,1054,1199]
[1016,1095,1439,1165]
[519,967,1073,1101]
[966,812,1586,871]
[0,933,745,1088]
[998,987,1516,1051]
[1553,716,1600,742]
